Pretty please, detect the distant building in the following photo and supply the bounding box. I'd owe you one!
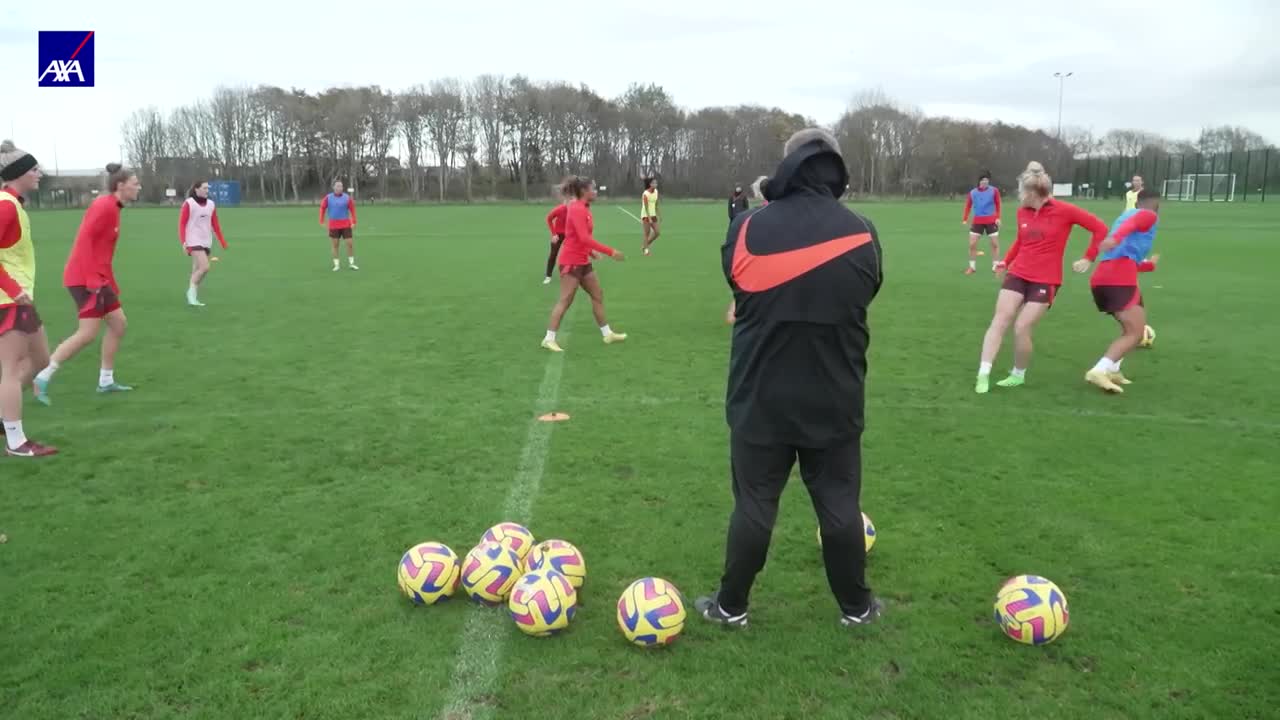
[29,169,107,209]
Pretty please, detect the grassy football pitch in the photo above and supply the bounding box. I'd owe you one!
[2,199,1277,719]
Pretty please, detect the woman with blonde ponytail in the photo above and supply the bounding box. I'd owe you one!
[0,140,56,456]
[974,161,1108,394]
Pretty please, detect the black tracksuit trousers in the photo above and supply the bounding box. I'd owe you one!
[717,430,872,617]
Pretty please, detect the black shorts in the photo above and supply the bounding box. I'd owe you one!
[68,285,122,320]
[1091,285,1143,314]
[0,304,42,336]
[186,246,210,256]
[559,263,594,279]
[328,228,353,240]
[970,222,999,236]
[1001,274,1059,306]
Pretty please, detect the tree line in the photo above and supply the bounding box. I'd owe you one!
[117,77,1276,204]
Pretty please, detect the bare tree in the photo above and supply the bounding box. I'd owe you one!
[117,78,1275,204]
[398,86,427,201]
[422,79,466,202]
[364,87,400,199]
[1197,125,1269,154]
[121,107,169,200]
[469,74,507,198]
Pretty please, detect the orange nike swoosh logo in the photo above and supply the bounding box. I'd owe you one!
[731,215,873,292]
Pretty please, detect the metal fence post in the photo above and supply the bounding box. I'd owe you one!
[1243,150,1251,202]
[1263,148,1271,203]
[1194,154,1202,201]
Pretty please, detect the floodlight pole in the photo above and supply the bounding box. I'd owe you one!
[1049,72,1070,139]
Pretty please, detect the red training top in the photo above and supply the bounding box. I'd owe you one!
[64,195,123,293]
[558,200,616,266]
[962,187,1002,224]
[1090,258,1158,287]
[1088,209,1156,287]
[1001,199,1107,286]
[546,204,568,236]
[178,201,228,248]
[0,188,26,300]
[319,194,356,230]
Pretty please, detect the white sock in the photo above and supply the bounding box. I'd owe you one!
[1115,358,1124,369]
[978,362,992,376]
[543,330,556,343]
[333,258,340,266]
[1011,367,1026,378]
[599,324,612,337]
[99,369,114,387]
[4,420,27,450]
[349,256,356,265]
[1092,357,1112,372]
[36,362,59,383]
[969,260,976,270]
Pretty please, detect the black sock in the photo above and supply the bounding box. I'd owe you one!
[545,240,562,277]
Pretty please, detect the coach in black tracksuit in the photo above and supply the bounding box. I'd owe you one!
[696,128,884,628]
[728,185,749,220]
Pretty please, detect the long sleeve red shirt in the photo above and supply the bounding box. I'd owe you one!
[546,204,568,235]
[178,201,228,248]
[557,200,615,266]
[1089,210,1158,287]
[0,189,25,300]
[962,187,1001,223]
[1001,199,1108,286]
[319,194,356,229]
[63,195,122,293]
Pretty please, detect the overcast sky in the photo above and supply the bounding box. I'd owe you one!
[2,0,1278,170]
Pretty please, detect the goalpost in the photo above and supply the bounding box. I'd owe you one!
[1161,173,1236,201]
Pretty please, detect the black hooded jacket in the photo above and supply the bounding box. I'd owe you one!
[720,138,883,447]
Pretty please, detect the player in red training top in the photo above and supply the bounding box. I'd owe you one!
[1071,188,1162,394]
[33,163,142,404]
[543,190,569,285]
[540,176,627,352]
[320,180,357,271]
[727,175,769,325]
[0,139,57,456]
[974,161,1108,394]
[961,172,1001,273]
[179,180,228,306]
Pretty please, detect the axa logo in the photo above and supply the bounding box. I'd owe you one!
[38,31,95,87]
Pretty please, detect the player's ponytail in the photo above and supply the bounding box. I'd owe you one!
[556,176,576,200]
[559,175,593,199]
[1018,161,1051,205]
[105,162,135,193]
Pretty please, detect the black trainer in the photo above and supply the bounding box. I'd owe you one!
[693,592,748,628]
[839,596,884,627]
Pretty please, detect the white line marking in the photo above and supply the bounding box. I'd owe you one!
[437,331,569,720]
[616,207,643,224]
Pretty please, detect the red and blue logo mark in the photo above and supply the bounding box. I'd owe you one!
[38,31,95,87]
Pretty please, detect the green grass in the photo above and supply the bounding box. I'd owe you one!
[2,199,1278,720]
